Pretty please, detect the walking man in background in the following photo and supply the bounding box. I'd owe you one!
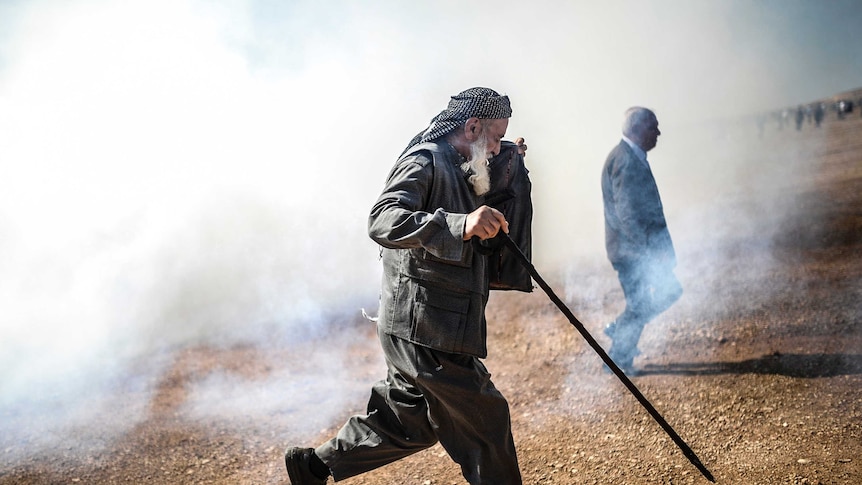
[284,87,522,484]
[601,107,682,374]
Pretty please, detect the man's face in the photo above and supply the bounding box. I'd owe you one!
[639,116,661,152]
[480,118,509,157]
[463,118,508,197]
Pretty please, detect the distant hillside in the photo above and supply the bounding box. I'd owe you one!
[760,87,862,253]
[667,86,862,259]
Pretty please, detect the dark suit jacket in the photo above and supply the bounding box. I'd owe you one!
[601,140,676,268]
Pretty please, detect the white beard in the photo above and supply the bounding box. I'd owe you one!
[462,134,491,196]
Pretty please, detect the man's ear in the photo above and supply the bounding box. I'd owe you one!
[464,117,482,142]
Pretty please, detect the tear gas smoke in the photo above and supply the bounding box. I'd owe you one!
[0,0,393,460]
[1,0,860,466]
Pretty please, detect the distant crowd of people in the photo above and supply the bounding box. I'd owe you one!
[757,96,860,136]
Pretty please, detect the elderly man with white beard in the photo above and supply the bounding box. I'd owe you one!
[284,87,523,484]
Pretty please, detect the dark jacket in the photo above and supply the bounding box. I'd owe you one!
[369,141,489,357]
[601,140,676,268]
[485,141,533,292]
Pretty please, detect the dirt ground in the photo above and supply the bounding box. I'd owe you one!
[2,91,860,484]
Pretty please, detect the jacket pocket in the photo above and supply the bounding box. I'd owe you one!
[420,244,473,268]
[410,284,470,352]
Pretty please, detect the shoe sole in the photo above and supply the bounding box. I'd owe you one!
[285,447,322,485]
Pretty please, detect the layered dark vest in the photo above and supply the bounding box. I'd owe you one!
[483,140,534,292]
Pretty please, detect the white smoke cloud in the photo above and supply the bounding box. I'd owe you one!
[1,0,860,464]
[0,0,391,458]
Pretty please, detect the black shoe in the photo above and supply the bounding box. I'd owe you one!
[285,447,328,485]
[605,346,639,375]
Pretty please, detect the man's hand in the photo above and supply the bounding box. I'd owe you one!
[464,205,509,240]
[515,137,527,156]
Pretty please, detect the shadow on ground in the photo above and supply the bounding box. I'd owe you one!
[641,352,862,378]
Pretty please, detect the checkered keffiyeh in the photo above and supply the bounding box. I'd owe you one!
[402,87,512,155]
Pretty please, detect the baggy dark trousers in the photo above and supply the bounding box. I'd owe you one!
[316,330,521,484]
[609,260,683,358]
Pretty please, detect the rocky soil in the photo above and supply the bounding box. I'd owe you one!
[2,90,860,484]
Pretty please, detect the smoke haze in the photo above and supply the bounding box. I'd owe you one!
[1,0,860,461]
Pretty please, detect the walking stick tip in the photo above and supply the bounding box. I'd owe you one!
[503,232,716,482]
[690,455,715,482]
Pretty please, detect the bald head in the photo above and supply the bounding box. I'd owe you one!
[622,107,660,152]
